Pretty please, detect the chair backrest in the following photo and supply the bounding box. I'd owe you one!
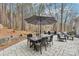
[44,31,47,34]
[36,33,39,36]
[57,33,66,39]
[49,35,53,42]
[54,31,57,35]
[27,34,32,39]
[48,31,51,35]
[57,34,60,39]
[41,37,48,43]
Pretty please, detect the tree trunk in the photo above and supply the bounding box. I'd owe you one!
[8,3,13,29]
[54,3,57,32]
[21,3,25,30]
[60,3,64,32]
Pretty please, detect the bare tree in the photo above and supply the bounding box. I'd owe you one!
[60,3,64,32]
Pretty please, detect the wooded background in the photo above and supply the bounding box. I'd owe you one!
[0,3,78,32]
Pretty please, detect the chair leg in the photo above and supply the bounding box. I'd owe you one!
[33,43,36,50]
[72,37,74,40]
[65,39,66,42]
[30,41,32,48]
[40,44,42,54]
[45,44,47,51]
[52,41,53,45]
[27,40,28,45]
[52,39,53,45]
[30,42,31,48]
[50,43,51,47]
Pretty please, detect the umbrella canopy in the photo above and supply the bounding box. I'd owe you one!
[24,15,57,25]
[24,15,57,36]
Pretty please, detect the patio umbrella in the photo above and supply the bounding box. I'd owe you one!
[24,15,57,36]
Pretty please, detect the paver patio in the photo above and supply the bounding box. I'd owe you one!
[0,35,79,56]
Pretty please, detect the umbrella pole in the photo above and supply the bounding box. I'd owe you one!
[39,19,41,37]
[39,23,41,37]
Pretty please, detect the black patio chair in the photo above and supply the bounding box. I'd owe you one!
[34,37,48,54]
[66,32,74,40]
[57,34,66,42]
[44,31,47,34]
[68,35,74,40]
[27,34,32,38]
[63,32,68,39]
[54,31,57,35]
[27,34,33,47]
[36,33,39,36]
[48,31,51,35]
[41,37,48,50]
[47,35,53,46]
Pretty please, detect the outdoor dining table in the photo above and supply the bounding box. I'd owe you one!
[41,34,52,37]
[29,34,52,42]
[28,34,53,51]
